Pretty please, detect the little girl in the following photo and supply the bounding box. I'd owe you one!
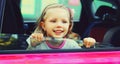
[27,4,96,50]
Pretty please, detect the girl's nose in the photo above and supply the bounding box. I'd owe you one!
[56,21,63,28]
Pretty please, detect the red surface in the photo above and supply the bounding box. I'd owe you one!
[0,51,120,64]
[90,27,107,42]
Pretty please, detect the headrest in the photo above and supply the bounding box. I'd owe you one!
[102,26,120,47]
[95,6,118,23]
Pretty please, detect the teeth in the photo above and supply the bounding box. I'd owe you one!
[55,30,62,32]
[53,29,63,32]
[53,28,64,35]
[54,28,63,31]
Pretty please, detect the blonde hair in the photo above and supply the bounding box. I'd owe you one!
[34,3,73,37]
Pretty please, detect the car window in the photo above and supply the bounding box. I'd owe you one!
[21,0,82,22]
[0,0,120,51]
[92,0,113,14]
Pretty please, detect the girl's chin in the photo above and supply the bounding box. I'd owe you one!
[51,35,64,38]
[47,34,65,38]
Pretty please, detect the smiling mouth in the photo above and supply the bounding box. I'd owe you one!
[53,30,64,35]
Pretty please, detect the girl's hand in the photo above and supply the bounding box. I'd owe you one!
[83,37,96,48]
[30,33,44,46]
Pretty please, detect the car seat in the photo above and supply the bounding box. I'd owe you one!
[83,6,119,43]
[101,26,120,47]
[0,0,6,33]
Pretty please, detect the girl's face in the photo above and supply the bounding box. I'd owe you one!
[41,8,70,38]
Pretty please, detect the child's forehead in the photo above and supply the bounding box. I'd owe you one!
[43,8,69,19]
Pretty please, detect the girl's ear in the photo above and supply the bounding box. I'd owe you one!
[40,21,46,31]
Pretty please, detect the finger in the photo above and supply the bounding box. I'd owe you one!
[85,42,91,48]
[38,35,42,41]
[31,34,36,38]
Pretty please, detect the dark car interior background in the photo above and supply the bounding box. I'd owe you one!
[0,0,120,50]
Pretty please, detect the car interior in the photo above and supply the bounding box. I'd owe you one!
[0,0,120,51]
[0,0,120,63]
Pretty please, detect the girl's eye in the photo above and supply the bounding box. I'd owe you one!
[50,20,56,23]
[62,20,68,23]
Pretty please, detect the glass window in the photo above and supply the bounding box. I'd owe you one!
[20,0,82,22]
[92,0,113,14]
